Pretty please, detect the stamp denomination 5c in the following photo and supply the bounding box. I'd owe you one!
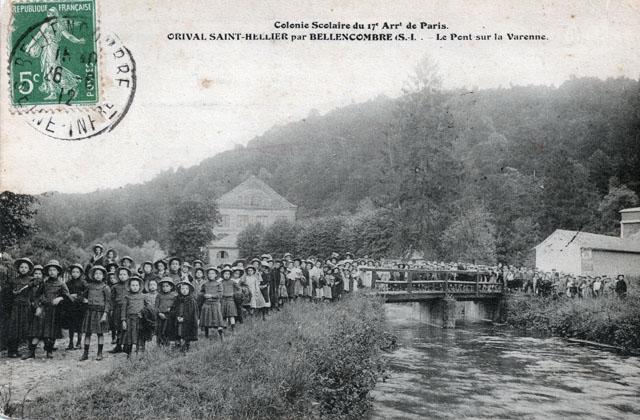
[9,0,98,107]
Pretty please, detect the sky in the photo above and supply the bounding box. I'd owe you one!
[1,0,639,194]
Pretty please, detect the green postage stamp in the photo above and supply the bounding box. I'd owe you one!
[9,0,98,107]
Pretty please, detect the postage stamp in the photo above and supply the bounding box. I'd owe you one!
[9,0,99,107]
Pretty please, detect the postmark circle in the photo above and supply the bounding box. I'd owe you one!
[8,6,136,140]
[23,33,137,140]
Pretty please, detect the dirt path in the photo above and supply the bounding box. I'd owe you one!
[0,339,126,409]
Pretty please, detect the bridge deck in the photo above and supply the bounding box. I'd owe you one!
[358,267,504,302]
[378,290,503,302]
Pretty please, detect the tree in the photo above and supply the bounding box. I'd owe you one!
[296,217,346,258]
[0,191,39,251]
[339,209,396,258]
[379,56,462,257]
[11,233,89,268]
[539,152,599,235]
[587,149,613,194]
[440,205,497,265]
[237,223,265,258]
[66,226,85,247]
[597,183,639,235]
[168,199,220,261]
[259,220,298,257]
[119,224,142,247]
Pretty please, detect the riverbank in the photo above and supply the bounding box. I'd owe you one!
[504,292,640,352]
[20,293,385,419]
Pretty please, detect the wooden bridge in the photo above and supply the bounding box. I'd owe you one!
[359,267,505,327]
[359,267,505,302]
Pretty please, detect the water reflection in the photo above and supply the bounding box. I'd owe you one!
[371,307,640,420]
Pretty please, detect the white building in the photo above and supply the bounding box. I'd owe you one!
[535,208,640,277]
[207,175,297,265]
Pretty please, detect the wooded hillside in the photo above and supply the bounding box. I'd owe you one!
[32,74,640,264]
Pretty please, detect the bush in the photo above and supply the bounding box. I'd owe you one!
[24,293,386,419]
[505,292,640,351]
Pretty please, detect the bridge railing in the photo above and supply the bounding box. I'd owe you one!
[357,267,504,296]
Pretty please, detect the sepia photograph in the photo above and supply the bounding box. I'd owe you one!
[0,0,639,418]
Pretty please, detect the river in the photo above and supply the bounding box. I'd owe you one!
[371,304,640,420]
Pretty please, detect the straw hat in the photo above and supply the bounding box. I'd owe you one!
[13,257,34,272]
[43,259,62,273]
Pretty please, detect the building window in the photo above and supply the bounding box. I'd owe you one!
[276,216,287,222]
[238,215,249,227]
[220,215,230,228]
[217,250,228,259]
[257,215,268,225]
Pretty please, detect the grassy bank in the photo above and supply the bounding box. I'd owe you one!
[24,293,386,420]
[504,292,640,351]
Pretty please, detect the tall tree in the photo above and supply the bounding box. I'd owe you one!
[539,151,599,235]
[0,191,38,251]
[378,56,462,257]
[259,220,298,258]
[237,223,265,258]
[597,183,639,235]
[440,205,498,265]
[168,199,220,261]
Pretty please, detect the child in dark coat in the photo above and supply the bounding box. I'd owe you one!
[7,258,35,358]
[80,266,111,361]
[155,277,176,346]
[64,263,88,350]
[121,276,153,357]
[220,267,239,331]
[24,260,70,359]
[109,267,130,354]
[199,267,224,340]
[172,281,199,352]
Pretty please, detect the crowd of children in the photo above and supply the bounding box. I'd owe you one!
[2,246,632,360]
[1,245,366,360]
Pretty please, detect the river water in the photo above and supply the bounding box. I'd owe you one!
[371,304,640,420]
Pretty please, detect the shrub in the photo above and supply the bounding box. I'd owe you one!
[505,292,640,351]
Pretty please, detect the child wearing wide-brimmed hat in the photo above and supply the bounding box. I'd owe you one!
[232,266,248,324]
[220,267,239,331]
[154,258,168,277]
[277,264,288,306]
[199,267,224,340]
[7,257,35,358]
[104,248,118,267]
[108,266,130,354]
[167,256,182,283]
[63,263,88,351]
[24,260,70,360]
[80,265,111,361]
[141,260,159,293]
[171,280,199,352]
[90,244,105,267]
[155,276,177,346]
[121,276,153,357]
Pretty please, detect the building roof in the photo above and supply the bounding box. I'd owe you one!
[536,229,640,253]
[209,232,239,249]
[218,175,296,210]
[620,207,640,213]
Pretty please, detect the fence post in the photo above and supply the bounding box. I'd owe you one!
[444,275,449,293]
[371,269,376,289]
[407,270,413,293]
[476,273,479,296]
